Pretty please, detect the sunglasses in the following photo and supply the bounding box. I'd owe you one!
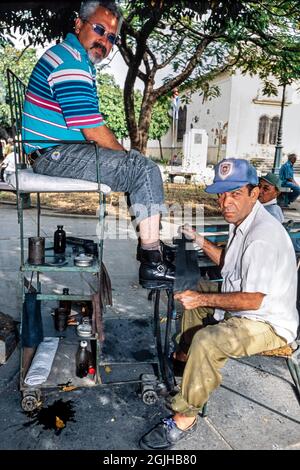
[85,20,119,45]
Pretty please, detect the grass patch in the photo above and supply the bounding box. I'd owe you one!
[0,183,221,217]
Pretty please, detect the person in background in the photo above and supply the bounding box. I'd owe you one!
[0,139,4,163]
[279,153,300,205]
[258,172,284,223]
[170,154,178,166]
[3,138,13,158]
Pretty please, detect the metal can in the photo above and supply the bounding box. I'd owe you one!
[28,236,45,265]
[54,307,68,332]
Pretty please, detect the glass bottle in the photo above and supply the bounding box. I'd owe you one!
[54,225,66,254]
[75,340,89,378]
[81,303,91,317]
[59,288,71,315]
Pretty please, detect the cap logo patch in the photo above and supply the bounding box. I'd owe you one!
[219,161,233,180]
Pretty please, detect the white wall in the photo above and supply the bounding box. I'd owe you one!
[225,71,300,161]
[186,75,231,163]
[147,71,300,164]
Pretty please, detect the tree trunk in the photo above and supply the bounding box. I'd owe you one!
[126,92,155,155]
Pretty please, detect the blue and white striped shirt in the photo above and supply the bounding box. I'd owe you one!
[22,33,104,154]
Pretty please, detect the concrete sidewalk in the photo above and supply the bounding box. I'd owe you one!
[0,202,299,451]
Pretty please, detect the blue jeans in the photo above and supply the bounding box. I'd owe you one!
[283,182,300,203]
[32,143,166,224]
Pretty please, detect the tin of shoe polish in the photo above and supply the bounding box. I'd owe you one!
[74,253,94,267]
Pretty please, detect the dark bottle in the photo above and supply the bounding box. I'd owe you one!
[59,288,71,315]
[76,340,89,378]
[54,225,66,254]
[80,302,91,318]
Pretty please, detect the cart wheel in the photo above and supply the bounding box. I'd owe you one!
[142,389,158,405]
[21,394,40,412]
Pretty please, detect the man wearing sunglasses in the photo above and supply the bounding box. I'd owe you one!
[22,0,174,289]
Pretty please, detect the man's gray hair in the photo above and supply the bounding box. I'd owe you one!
[79,1,123,33]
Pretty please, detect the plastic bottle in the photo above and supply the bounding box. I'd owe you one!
[54,225,66,254]
[75,340,89,378]
[59,288,71,315]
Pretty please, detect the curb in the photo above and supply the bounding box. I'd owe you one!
[1,200,299,222]
[0,200,99,219]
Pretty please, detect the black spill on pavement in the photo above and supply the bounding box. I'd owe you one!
[23,399,76,435]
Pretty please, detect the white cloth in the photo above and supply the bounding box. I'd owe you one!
[2,152,16,175]
[24,337,59,386]
[4,167,111,194]
[214,201,299,343]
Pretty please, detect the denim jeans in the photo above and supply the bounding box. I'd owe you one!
[32,143,166,224]
[284,182,300,203]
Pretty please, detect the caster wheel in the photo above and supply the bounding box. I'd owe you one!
[142,389,158,405]
[21,394,40,412]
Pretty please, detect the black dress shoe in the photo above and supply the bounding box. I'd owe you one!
[139,416,197,450]
[139,248,175,289]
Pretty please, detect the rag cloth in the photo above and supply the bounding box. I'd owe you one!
[24,337,59,386]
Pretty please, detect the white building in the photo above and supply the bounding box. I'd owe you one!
[147,70,300,166]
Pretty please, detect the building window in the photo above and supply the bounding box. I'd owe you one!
[269,116,279,145]
[258,115,280,145]
[258,115,269,144]
[177,105,187,141]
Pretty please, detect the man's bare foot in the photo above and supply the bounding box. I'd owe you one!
[173,413,197,430]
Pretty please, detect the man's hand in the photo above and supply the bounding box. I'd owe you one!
[82,125,125,151]
[174,290,204,309]
[175,290,265,311]
[179,223,223,266]
[180,224,204,248]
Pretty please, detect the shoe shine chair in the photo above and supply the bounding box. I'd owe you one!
[6,68,111,411]
[6,69,180,410]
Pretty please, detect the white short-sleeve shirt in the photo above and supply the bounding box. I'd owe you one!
[214,201,299,343]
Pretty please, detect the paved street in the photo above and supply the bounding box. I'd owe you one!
[0,201,299,451]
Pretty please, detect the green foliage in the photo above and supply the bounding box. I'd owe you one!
[0,104,10,129]
[149,96,172,141]
[1,1,300,150]
[0,44,37,128]
[0,6,79,47]
[96,71,171,142]
[96,72,128,140]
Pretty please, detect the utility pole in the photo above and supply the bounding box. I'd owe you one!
[171,88,179,162]
[272,83,286,175]
[216,120,224,163]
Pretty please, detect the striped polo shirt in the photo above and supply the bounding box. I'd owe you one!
[22,33,105,154]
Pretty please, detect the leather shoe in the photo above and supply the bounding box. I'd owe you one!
[139,248,175,289]
[139,416,197,450]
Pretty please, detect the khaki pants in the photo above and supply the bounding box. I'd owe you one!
[177,280,219,354]
[171,282,287,417]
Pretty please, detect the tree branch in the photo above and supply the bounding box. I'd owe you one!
[153,37,212,99]
[156,38,185,70]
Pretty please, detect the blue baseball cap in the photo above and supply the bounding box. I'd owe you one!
[205,158,258,194]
